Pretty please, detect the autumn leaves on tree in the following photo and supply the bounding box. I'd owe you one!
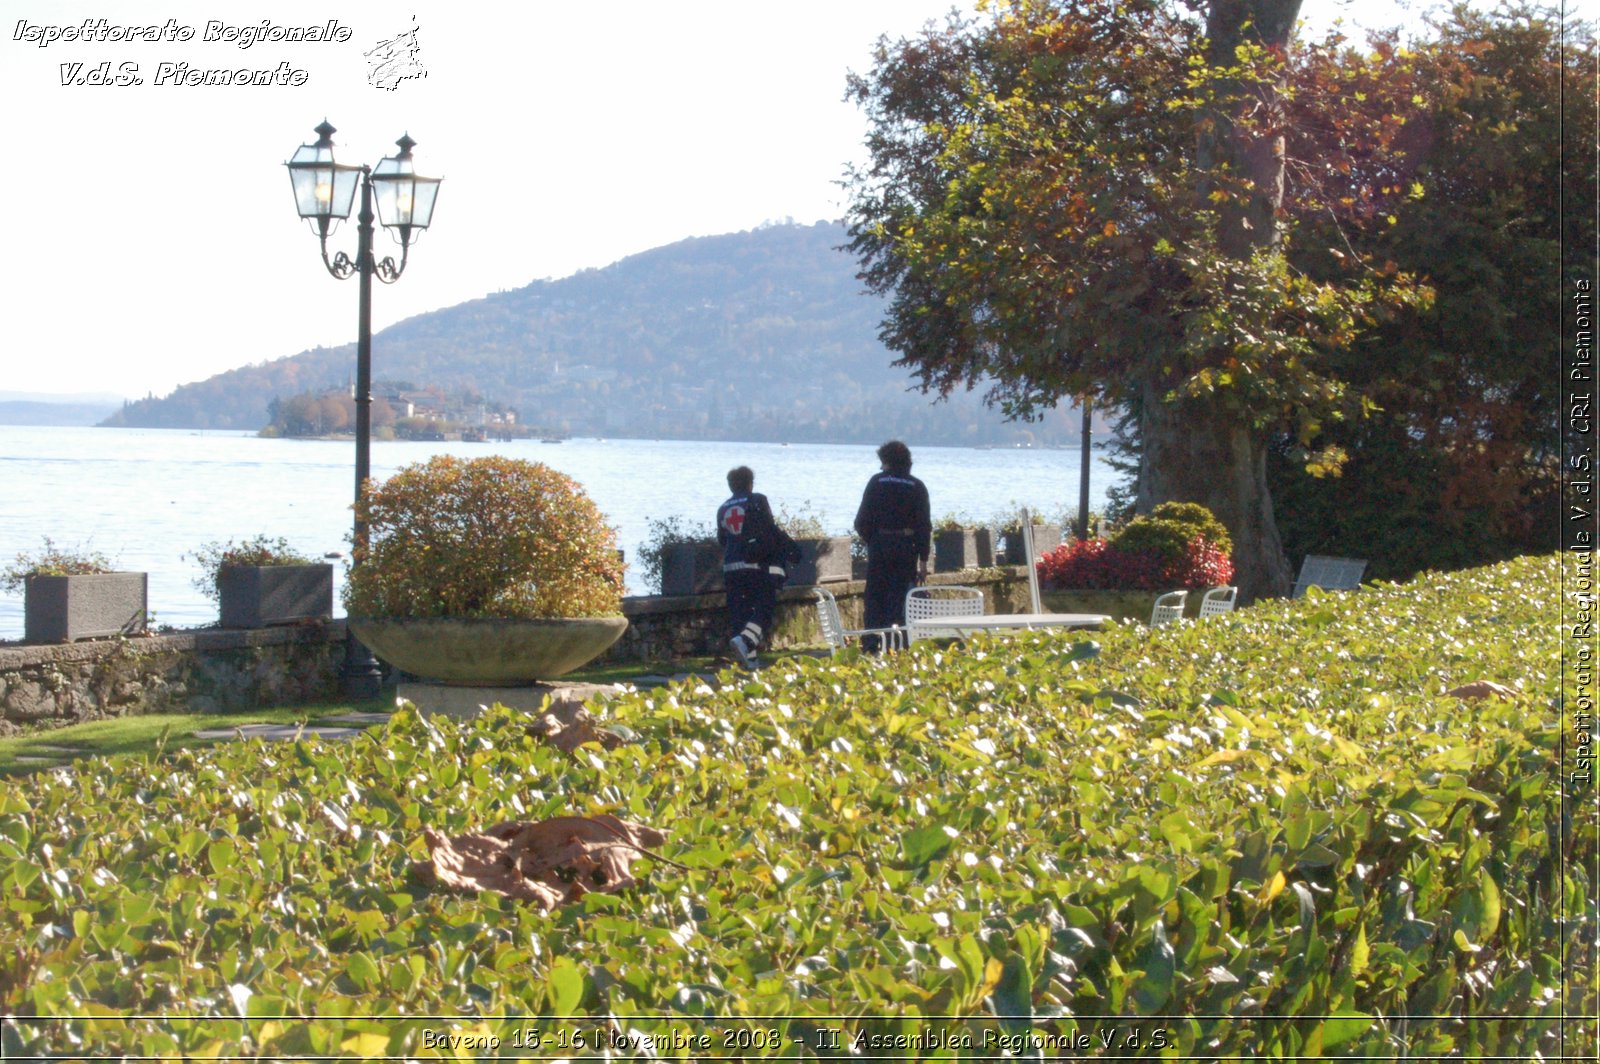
[846,0,1586,597]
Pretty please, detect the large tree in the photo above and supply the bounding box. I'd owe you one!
[846,0,1429,599]
[1270,4,1594,578]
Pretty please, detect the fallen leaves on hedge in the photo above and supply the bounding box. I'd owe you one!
[1447,679,1520,701]
[411,814,668,909]
[525,698,630,753]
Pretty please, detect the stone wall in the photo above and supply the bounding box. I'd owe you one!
[0,568,1035,731]
[0,622,347,735]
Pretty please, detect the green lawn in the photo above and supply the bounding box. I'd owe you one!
[0,701,390,776]
[0,651,804,775]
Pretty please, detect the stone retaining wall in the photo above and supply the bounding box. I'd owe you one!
[0,568,1034,732]
[0,622,347,735]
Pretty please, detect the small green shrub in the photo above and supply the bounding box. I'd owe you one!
[989,502,1050,530]
[1109,515,1196,561]
[1149,500,1234,557]
[345,455,624,619]
[774,502,829,539]
[1,537,115,594]
[1051,501,1235,590]
[636,516,715,595]
[186,535,316,604]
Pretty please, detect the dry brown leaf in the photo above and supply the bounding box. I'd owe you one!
[411,814,668,909]
[1446,680,1519,701]
[525,700,628,754]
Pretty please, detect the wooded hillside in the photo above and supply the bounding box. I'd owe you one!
[102,222,1087,446]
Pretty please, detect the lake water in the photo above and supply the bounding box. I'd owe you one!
[0,426,1120,639]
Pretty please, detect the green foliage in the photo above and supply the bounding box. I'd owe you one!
[988,502,1056,532]
[1,537,116,594]
[1109,517,1197,562]
[1147,501,1234,558]
[774,501,830,540]
[1106,502,1231,566]
[185,535,316,605]
[843,0,1454,596]
[1269,4,1591,580]
[635,516,715,596]
[0,554,1586,1058]
[844,0,1428,438]
[344,455,624,619]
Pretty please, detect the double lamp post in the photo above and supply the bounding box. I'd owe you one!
[285,120,441,698]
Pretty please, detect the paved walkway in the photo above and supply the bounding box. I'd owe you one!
[192,711,393,743]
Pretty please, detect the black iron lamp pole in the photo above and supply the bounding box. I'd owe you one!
[1077,398,1093,542]
[285,120,441,699]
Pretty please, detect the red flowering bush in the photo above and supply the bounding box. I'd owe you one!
[1037,534,1234,591]
[1170,537,1235,588]
[1039,503,1238,590]
[345,456,625,619]
[1036,537,1116,589]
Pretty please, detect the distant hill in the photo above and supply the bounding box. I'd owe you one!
[101,222,1085,445]
[0,401,120,426]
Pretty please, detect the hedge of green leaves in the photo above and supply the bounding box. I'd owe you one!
[1,554,1591,1059]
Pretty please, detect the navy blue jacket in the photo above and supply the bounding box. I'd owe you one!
[853,471,932,561]
[717,492,801,574]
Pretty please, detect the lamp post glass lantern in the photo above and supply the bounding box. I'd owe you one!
[285,119,441,698]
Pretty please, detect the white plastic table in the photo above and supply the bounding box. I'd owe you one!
[908,612,1109,642]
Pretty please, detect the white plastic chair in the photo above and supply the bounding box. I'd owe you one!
[1150,590,1188,627]
[812,587,905,654]
[1198,586,1237,618]
[905,585,985,644]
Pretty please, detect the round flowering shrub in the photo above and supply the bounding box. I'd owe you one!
[1,538,116,593]
[344,455,625,619]
[1036,503,1234,591]
[1106,517,1197,565]
[1037,535,1233,590]
[1147,501,1234,558]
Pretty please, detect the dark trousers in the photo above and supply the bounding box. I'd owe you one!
[864,538,919,643]
[726,569,776,645]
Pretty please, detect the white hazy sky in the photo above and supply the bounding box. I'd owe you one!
[2,0,1433,400]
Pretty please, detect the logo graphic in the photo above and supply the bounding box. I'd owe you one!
[721,506,747,535]
[366,16,426,91]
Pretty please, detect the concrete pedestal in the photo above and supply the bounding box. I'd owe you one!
[396,680,621,720]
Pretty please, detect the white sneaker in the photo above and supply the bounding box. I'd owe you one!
[729,635,758,670]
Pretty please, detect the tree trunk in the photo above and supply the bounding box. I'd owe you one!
[1137,382,1293,602]
[1132,0,1301,601]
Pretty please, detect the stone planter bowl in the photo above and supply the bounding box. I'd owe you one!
[348,616,629,685]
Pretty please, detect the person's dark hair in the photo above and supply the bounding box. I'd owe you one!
[727,466,754,494]
[877,440,912,474]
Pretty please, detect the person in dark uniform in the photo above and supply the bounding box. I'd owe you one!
[853,440,931,648]
[717,466,800,669]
